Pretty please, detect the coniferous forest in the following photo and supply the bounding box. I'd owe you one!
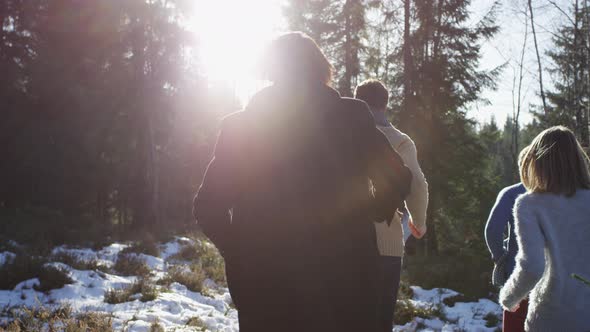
[1,1,589,328]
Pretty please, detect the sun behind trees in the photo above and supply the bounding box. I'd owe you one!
[0,0,239,246]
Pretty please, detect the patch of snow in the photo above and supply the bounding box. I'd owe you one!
[2,240,22,251]
[133,253,165,271]
[160,236,195,260]
[443,298,502,331]
[0,239,238,331]
[0,278,44,310]
[395,286,502,332]
[0,252,16,267]
[13,278,40,291]
[0,239,502,332]
[52,243,130,268]
[393,321,419,332]
[99,243,129,260]
[411,286,460,305]
[416,317,446,330]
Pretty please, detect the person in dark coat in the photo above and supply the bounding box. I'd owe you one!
[193,32,410,332]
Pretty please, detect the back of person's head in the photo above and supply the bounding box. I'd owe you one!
[354,79,389,111]
[258,32,333,85]
[518,145,530,169]
[520,126,590,196]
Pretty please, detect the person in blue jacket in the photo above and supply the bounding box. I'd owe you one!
[485,182,527,331]
[485,148,529,332]
[485,182,526,279]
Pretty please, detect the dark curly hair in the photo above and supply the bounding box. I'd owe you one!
[354,79,389,110]
[258,32,333,85]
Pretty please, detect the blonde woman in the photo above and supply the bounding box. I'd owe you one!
[499,126,590,331]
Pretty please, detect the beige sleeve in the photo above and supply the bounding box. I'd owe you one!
[396,137,428,234]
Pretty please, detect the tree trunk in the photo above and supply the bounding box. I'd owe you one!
[343,1,353,97]
[585,0,590,143]
[402,0,413,115]
[146,107,161,226]
[528,0,548,113]
[512,10,528,178]
[341,0,362,97]
[573,0,582,142]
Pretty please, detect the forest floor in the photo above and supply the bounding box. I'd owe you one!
[0,237,502,331]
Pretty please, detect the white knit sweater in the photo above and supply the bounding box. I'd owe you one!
[374,124,428,257]
[499,190,590,332]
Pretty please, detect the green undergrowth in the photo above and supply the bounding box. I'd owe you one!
[403,253,494,301]
[394,300,443,326]
[167,239,226,287]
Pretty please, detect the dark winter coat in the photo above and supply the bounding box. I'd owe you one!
[193,83,410,332]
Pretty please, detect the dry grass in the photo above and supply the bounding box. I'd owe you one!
[168,241,226,286]
[185,316,208,331]
[104,277,158,304]
[0,255,73,293]
[442,293,469,307]
[149,319,165,332]
[200,246,226,287]
[158,265,206,293]
[121,239,160,258]
[0,305,114,331]
[167,242,203,262]
[0,255,45,290]
[484,312,501,328]
[112,254,150,277]
[34,265,74,293]
[52,251,101,271]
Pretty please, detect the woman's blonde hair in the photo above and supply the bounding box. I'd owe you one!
[518,145,530,168]
[520,126,590,196]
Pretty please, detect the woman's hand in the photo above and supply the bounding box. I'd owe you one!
[507,303,520,312]
[408,218,425,239]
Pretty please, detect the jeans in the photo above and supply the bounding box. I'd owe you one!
[378,256,402,332]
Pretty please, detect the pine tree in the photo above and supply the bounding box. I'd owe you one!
[0,0,228,237]
[538,0,590,144]
[284,0,369,96]
[284,0,503,258]
[396,0,502,255]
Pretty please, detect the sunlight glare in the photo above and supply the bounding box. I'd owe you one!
[191,0,284,105]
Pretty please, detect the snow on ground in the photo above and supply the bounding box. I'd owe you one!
[0,238,501,331]
[160,237,195,261]
[393,286,502,332]
[1,237,237,331]
[51,243,130,269]
[0,252,16,267]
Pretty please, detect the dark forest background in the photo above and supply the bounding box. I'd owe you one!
[1,0,589,297]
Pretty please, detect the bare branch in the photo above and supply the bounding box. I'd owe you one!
[547,0,576,26]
